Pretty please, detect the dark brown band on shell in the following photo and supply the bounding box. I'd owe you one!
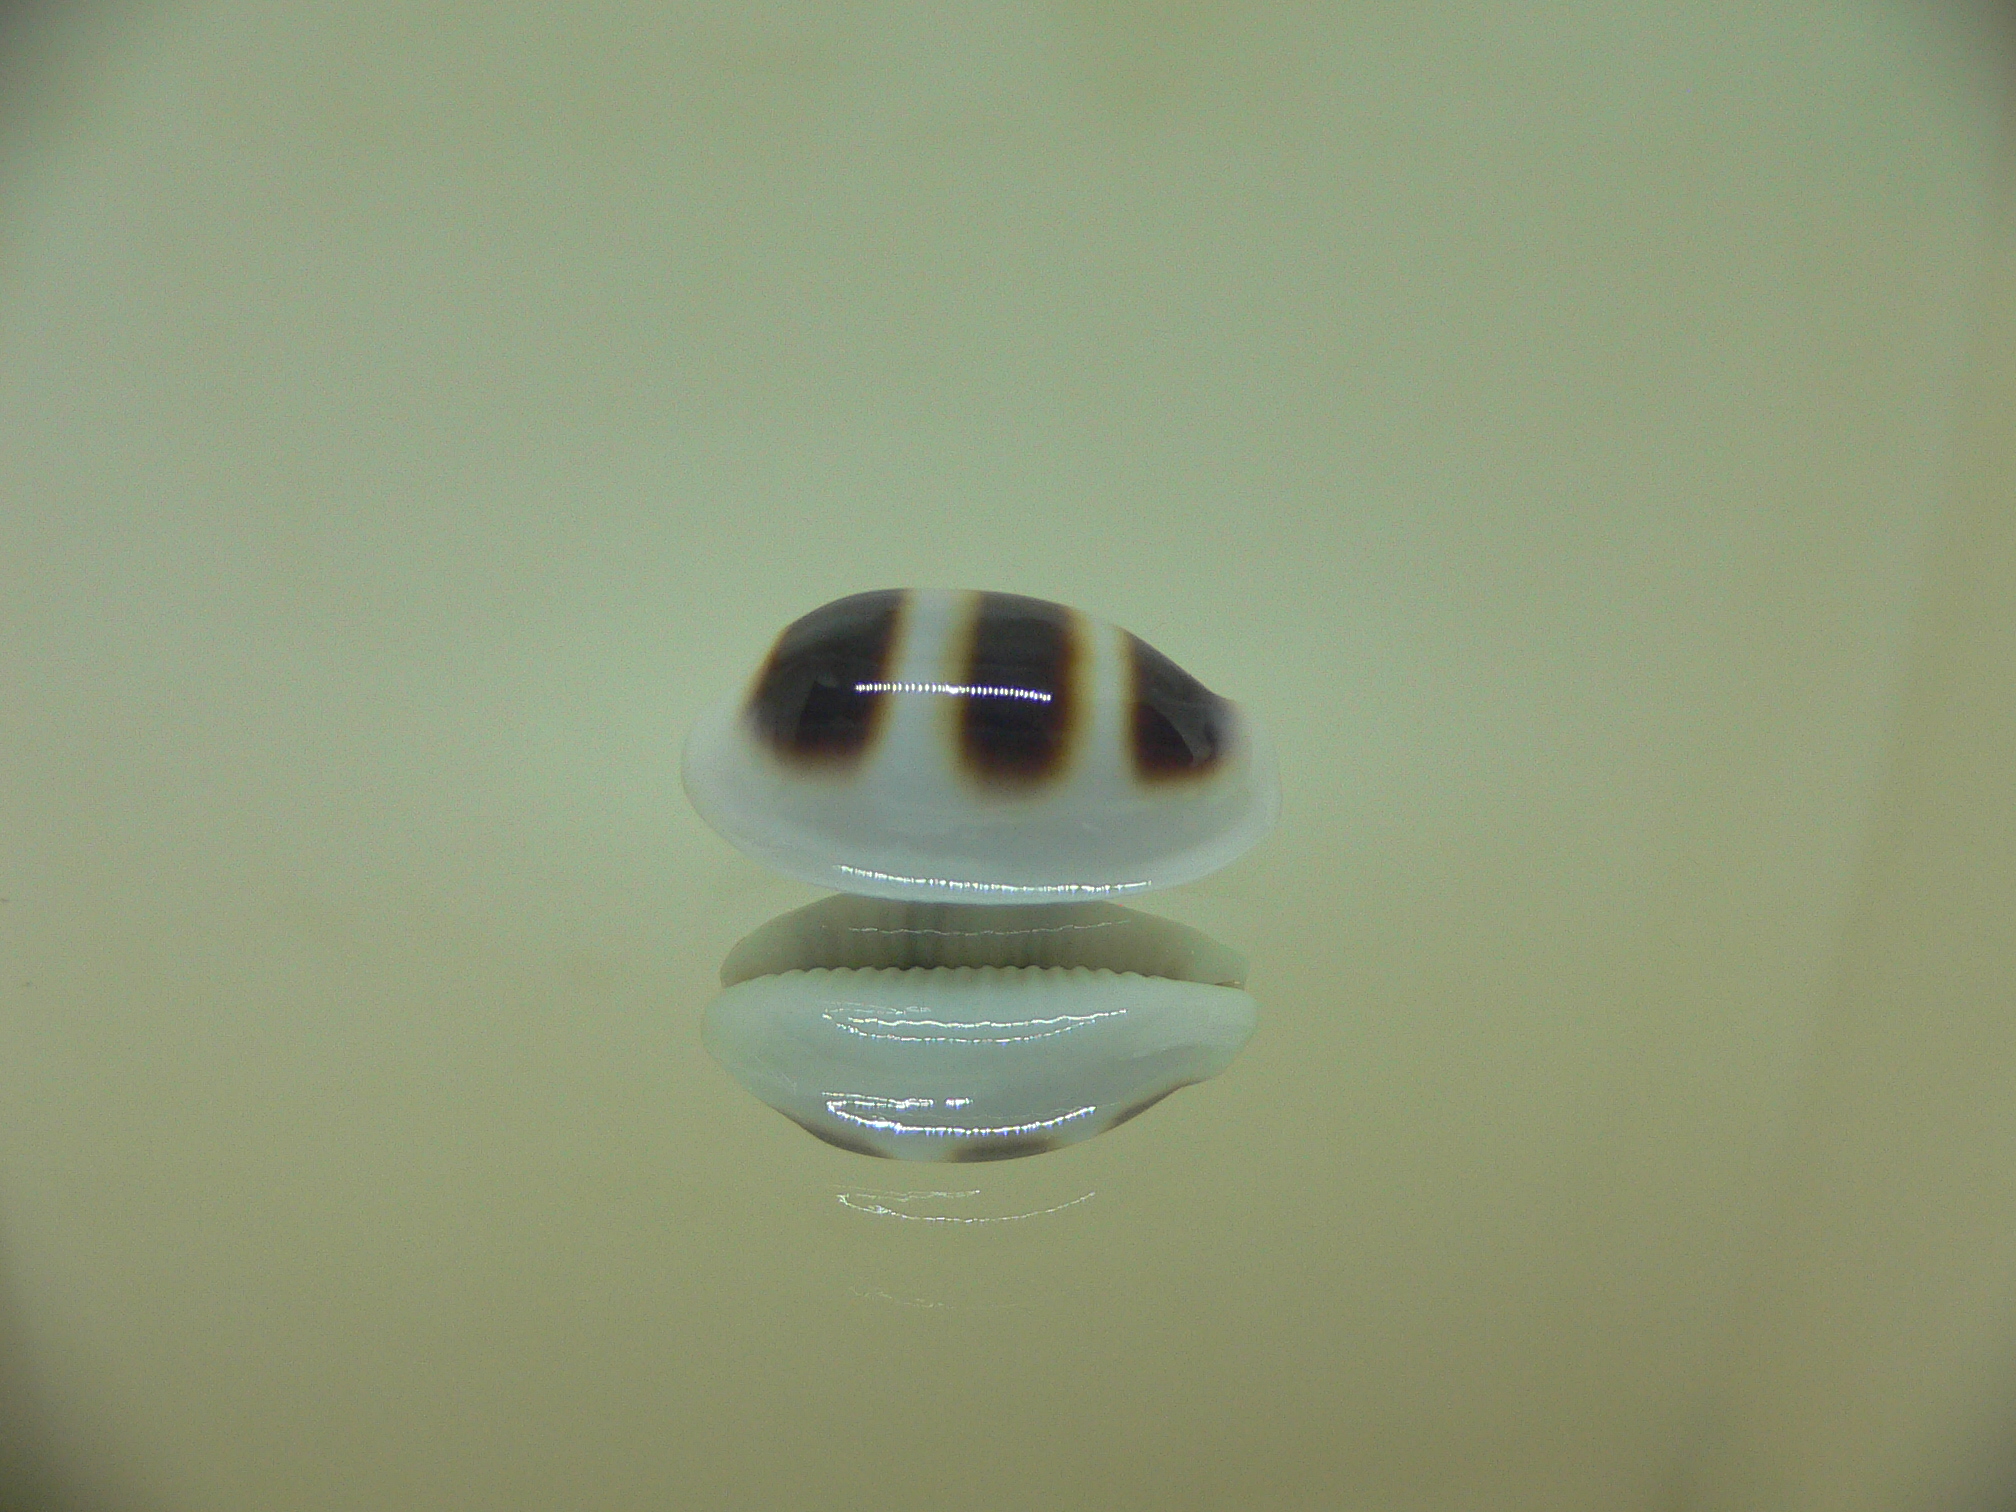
[747,590,906,766]
[959,593,1078,785]
[1129,633,1231,780]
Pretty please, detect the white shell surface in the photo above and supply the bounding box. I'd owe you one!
[681,589,1280,902]
[703,966,1257,1161]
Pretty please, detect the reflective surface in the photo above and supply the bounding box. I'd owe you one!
[705,897,1257,1161]
[705,965,1256,1160]
[1,4,2013,1510]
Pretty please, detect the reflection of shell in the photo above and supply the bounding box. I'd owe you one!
[833,1188,1097,1225]
[704,966,1257,1162]
[682,590,1280,902]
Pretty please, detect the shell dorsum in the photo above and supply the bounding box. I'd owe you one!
[682,590,1280,902]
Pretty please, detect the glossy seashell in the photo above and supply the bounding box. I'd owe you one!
[704,896,1258,1161]
[682,590,1279,902]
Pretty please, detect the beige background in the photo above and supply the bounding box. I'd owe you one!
[3,3,2014,1509]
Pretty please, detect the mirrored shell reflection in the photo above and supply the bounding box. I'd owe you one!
[682,590,1280,902]
[704,896,1258,1161]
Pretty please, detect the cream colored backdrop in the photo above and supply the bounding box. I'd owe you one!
[2,4,2013,1510]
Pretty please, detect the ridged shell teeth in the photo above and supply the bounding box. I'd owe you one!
[718,895,1248,986]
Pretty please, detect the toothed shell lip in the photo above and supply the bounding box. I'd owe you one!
[718,894,1248,986]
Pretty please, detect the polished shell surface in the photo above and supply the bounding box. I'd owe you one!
[681,589,1281,901]
[706,897,1258,1160]
[703,966,1258,1161]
